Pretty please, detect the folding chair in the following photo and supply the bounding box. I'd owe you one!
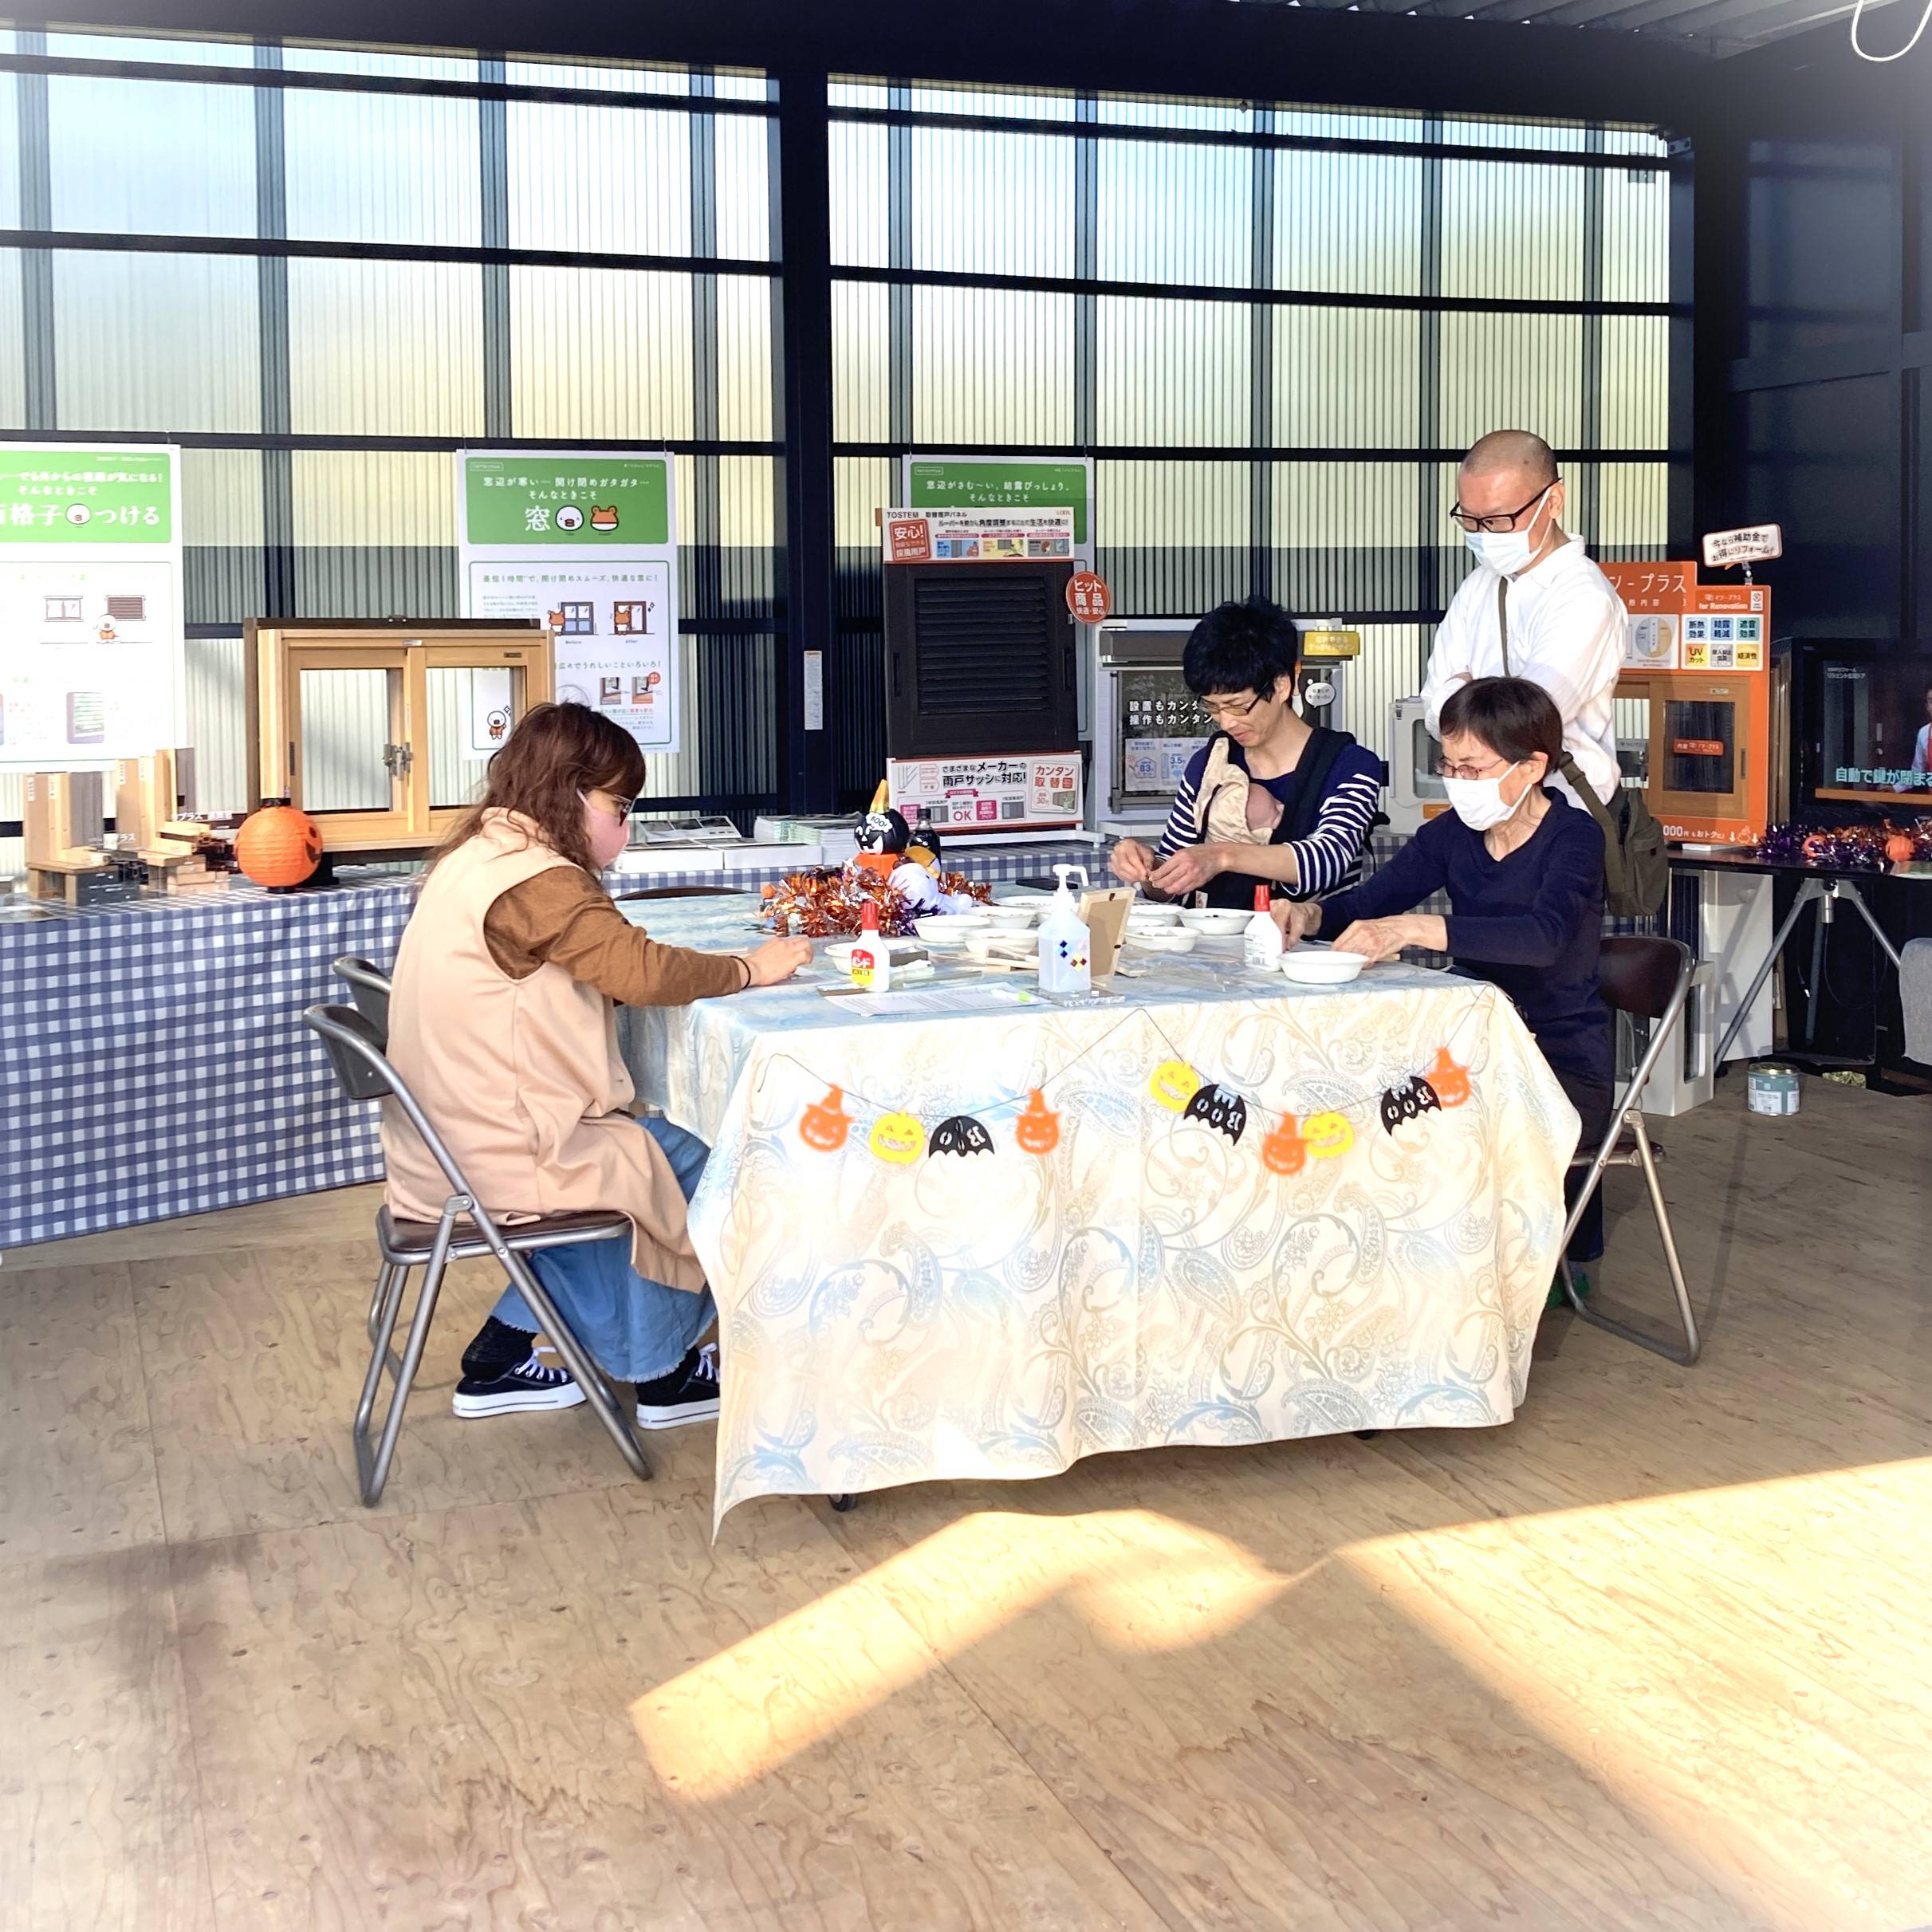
[330,954,392,1041]
[303,1002,653,1504]
[1556,935,1702,1365]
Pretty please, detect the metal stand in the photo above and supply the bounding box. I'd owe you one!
[1713,876,1903,1068]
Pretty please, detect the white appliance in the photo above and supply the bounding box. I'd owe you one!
[1384,695,1447,836]
[1090,619,1208,836]
[1616,960,1717,1118]
[1690,865,1778,1064]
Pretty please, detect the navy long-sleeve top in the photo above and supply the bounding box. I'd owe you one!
[1316,793,1613,1092]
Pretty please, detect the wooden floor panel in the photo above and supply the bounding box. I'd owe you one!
[4,1078,1931,1930]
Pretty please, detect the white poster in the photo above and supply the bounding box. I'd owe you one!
[0,444,185,770]
[455,450,680,756]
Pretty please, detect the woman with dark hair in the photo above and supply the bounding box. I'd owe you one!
[383,702,811,1426]
[1109,596,1383,907]
[1276,675,1611,1278]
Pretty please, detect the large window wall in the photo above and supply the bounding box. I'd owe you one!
[1,26,1674,841]
[828,85,1671,802]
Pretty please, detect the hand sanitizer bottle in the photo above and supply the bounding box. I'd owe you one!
[1244,883,1284,972]
[1037,864,1092,996]
[851,898,891,991]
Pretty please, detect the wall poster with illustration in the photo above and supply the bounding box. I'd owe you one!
[455,451,680,757]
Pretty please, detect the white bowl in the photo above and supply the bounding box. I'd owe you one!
[965,931,1040,965]
[915,912,989,945]
[1130,930,1197,954]
[982,904,1041,931]
[1279,946,1366,986]
[1127,905,1182,930]
[1177,907,1251,935]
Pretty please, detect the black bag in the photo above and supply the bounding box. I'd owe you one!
[1497,579,1665,919]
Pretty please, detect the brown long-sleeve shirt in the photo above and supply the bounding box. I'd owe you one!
[482,868,750,1005]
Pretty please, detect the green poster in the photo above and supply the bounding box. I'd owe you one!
[461,454,671,547]
[0,448,172,545]
[906,458,1090,545]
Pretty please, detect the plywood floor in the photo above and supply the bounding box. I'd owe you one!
[5,1076,1931,1932]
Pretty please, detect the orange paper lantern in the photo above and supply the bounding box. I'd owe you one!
[1015,1089,1060,1155]
[235,801,321,888]
[1426,1047,1470,1108]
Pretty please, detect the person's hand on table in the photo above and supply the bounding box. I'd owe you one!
[742,935,813,986]
[1147,842,1227,899]
[1110,837,1156,887]
[1330,916,1425,965]
[1271,899,1322,947]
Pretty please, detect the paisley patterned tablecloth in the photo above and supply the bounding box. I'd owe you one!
[616,897,1581,1524]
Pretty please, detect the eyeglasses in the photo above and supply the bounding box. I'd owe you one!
[1200,691,1265,723]
[1434,754,1517,783]
[581,789,638,822]
[1448,482,1556,536]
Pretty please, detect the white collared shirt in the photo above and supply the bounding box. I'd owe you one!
[1421,535,1626,806]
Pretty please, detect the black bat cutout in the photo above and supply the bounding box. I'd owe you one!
[931,1113,995,1158]
[1379,1075,1442,1134]
[1182,1083,1249,1143]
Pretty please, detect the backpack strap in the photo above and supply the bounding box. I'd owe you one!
[1556,749,1629,903]
[1277,726,1354,846]
[1497,575,1511,677]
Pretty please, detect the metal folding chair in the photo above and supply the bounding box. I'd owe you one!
[1556,935,1702,1365]
[330,954,392,1041]
[303,1002,653,1504]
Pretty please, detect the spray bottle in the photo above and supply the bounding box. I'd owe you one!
[1037,863,1092,997]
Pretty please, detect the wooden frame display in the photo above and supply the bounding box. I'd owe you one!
[246,620,550,853]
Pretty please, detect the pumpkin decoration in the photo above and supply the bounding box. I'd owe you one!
[1182,1082,1248,1143]
[1303,1111,1355,1160]
[931,1113,995,1159]
[1426,1047,1470,1108]
[1261,1116,1306,1176]
[1015,1089,1060,1155]
[235,800,321,889]
[799,1085,851,1152]
[1379,1074,1442,1135]
[1886,831,1917,865]
[868,1111,926,1165]
[1149,1059,1202,1112]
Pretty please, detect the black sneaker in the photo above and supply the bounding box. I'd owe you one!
[460,1315,537,1382]
[452,1348,588,1419]
[634,1344,721,1430]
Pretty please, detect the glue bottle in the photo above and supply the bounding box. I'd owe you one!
[1037,863,1092,997]
[1244,883,1284,972]
[851,898,891,992]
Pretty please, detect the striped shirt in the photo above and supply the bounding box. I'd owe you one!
[1153,737,1383,900]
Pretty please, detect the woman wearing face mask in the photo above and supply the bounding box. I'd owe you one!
[1275,676,1611,1280]
[382,702,811,1428]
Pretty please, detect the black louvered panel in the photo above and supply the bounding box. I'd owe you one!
[883,560,1078,757]
[912,575,1056,714]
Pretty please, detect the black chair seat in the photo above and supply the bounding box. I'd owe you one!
[376,1203,632,1265]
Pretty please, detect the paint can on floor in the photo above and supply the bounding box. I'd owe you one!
[1746,1062,1800,1116]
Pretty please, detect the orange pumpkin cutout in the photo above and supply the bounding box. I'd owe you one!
[235,801,321,888]
[1887,832,1917,864]
[1261,1116,1306,1176]
[799,1085,850,1151]
[1015,1089,1060,1155]
[1426,1047,1470,1108]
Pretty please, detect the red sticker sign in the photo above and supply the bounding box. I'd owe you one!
[1067,571,1112,624]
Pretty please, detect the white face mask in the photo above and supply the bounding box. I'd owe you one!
[1442,761,1523,832]
[1462,484,1552,578]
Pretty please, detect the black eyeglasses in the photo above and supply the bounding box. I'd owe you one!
[1200,691,1265,723]
[1449,483,1556,536]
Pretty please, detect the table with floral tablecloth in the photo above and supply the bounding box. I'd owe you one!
[617,895,1581,1525]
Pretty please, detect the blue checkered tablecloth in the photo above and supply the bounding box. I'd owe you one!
[0,840,1105,1249]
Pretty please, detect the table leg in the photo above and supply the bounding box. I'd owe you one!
[1714,877,1824,1067]
[1803,891,1828,1050]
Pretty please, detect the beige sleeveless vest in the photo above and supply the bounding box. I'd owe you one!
[380,810,705,1293]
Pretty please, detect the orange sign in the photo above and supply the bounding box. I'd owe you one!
[1672,738,1726,757]
[886,517,932,564]
[1067,571,1112,624]
[1600,561,1771,673]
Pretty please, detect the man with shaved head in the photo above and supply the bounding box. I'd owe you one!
[1420,430,1626,808]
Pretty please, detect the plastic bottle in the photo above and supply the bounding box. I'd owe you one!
[1037,864,1092,997]
[1244,883,1284,972]
[850,897,891,992]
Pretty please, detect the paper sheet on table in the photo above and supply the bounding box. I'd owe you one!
[831,983,1041,1017]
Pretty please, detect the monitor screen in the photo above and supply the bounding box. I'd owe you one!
[1816,656,1932,800]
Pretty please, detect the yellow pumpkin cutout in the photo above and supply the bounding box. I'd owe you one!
[1015,1089,1060,1155]
[1149,1059,1202,1112]
[868,1111,926,1164]
[1303,1111,1355,1160]
[799,1085,850,1151]
[1261,1116,1306,1175]
[1426,1047,1470,1108]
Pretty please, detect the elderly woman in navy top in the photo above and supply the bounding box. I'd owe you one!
[1277,675,1612,1279]
[1110,598,1383,908]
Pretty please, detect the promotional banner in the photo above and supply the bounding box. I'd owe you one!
[900,456,1095,569]
[886,752,1084,832]
[0,444,185,769]
[880,508,1074,565]
[456,450,680,756]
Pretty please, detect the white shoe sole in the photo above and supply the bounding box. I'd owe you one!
[634,1397,722,1430]
[452,1383,588,1418]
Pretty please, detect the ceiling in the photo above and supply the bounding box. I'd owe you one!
[1246,0,1912,57]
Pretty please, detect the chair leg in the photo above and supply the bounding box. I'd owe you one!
[366,1261,405,1344]
[1560,1134,1702,1367]
[353,1212,458,1505]
[502,1250,652,1483]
